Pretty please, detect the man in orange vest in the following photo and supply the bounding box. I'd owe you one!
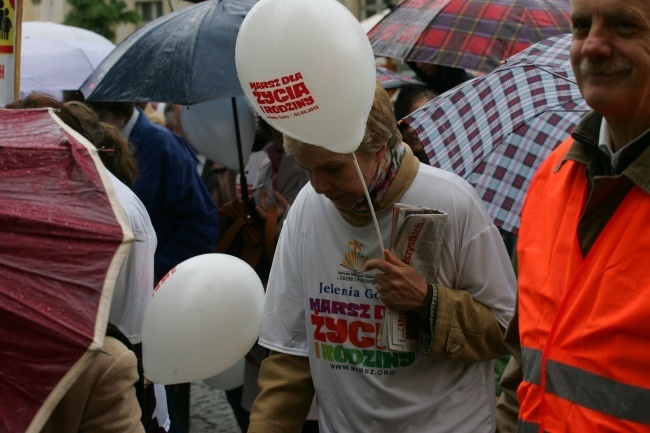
[496,0,650,431]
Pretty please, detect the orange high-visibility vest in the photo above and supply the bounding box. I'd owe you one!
[517,137,650,432]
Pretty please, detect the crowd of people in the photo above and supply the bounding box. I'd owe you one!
[5,0,650,431]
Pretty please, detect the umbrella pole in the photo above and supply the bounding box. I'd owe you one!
[231,97,249,206]
[352,153,385,254]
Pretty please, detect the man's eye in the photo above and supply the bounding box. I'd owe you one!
[572,19,590,34]
[614,19,636,32]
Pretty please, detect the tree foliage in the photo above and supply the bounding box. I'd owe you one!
[64,0,141,41]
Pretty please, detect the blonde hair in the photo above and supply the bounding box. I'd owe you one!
[284,82,401,158]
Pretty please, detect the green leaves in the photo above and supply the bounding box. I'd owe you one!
[64,0,141,41]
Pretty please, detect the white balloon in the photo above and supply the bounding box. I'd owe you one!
[202,357,245,391]
[142,254,264,385]
[235,0,376,154]
[180,96,256,171]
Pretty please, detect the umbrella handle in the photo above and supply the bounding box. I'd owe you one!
[231,97,249,206]
[352,152,385,255]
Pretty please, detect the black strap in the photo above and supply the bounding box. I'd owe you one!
[106,323,146,425]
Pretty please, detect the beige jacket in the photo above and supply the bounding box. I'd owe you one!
[40,336,145,433]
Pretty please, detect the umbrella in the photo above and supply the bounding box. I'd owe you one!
[80,0,257,202]
[22,21,114,46]
[404,34,590,234]
[0,108,133,433]
[20,38,115,99]
[80,0,257,104]
[368,0,571,73]
[360,8,391,33]
[376,65,424,90]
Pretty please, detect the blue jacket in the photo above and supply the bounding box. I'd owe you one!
[129,110,218,280]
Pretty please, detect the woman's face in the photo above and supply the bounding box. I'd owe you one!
[399,95,433,161]
[295,144,384,210]
[401,125,423,155]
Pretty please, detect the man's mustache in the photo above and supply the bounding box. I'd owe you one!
[579,58,633,76]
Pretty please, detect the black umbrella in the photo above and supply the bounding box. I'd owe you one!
[80,0,256,105]
[81,0,257,202]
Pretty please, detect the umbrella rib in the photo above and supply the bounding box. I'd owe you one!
[185,3,214,100]
[507,100,589,138]
[74,46,97,71]
[535,65,577,85]
[503,60,578,85]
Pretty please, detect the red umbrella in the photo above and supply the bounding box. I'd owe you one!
[368,0,571,73]
[0,109,134,433]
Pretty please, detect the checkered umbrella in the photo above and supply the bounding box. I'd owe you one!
[368,0,571,73]
[403,34,590,234]
[376,65,424,90]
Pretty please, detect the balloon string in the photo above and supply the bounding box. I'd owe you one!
[352,152,385,255]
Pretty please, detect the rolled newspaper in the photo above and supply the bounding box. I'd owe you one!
[377,203,447,351]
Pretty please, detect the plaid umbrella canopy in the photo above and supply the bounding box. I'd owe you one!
[403,34,590,234]
[376,65,424,89]
[368,0,571,73]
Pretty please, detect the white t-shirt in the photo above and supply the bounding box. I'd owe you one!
[104,174,170,431]
[107,172,157,344]
[259,163,516,433]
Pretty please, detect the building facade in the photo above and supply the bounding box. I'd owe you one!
[21,0,392,44]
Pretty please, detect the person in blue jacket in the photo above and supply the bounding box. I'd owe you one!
[89,101,219,282]
[89,100,219,433]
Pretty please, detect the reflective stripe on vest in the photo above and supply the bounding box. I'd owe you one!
[517,137,650,431]
[522,347,650,424]
[521,347,541,386]
[516,419,542,433]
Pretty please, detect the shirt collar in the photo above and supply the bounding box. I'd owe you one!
[597,118,614,160]
[121,108,140,139]
[598,118,650,170]
[560,111,650,195]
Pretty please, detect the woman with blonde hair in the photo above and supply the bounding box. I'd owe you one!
[248,83,516,432]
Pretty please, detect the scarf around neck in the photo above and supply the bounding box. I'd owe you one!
[336,143,420,227]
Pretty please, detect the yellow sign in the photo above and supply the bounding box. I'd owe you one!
[0,0,15,53]
[0,0,16,105]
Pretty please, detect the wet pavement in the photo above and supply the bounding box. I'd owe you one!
[189,382,242,433]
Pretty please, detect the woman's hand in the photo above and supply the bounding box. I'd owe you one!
[256,190,290,221]
[364,249,428,312]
